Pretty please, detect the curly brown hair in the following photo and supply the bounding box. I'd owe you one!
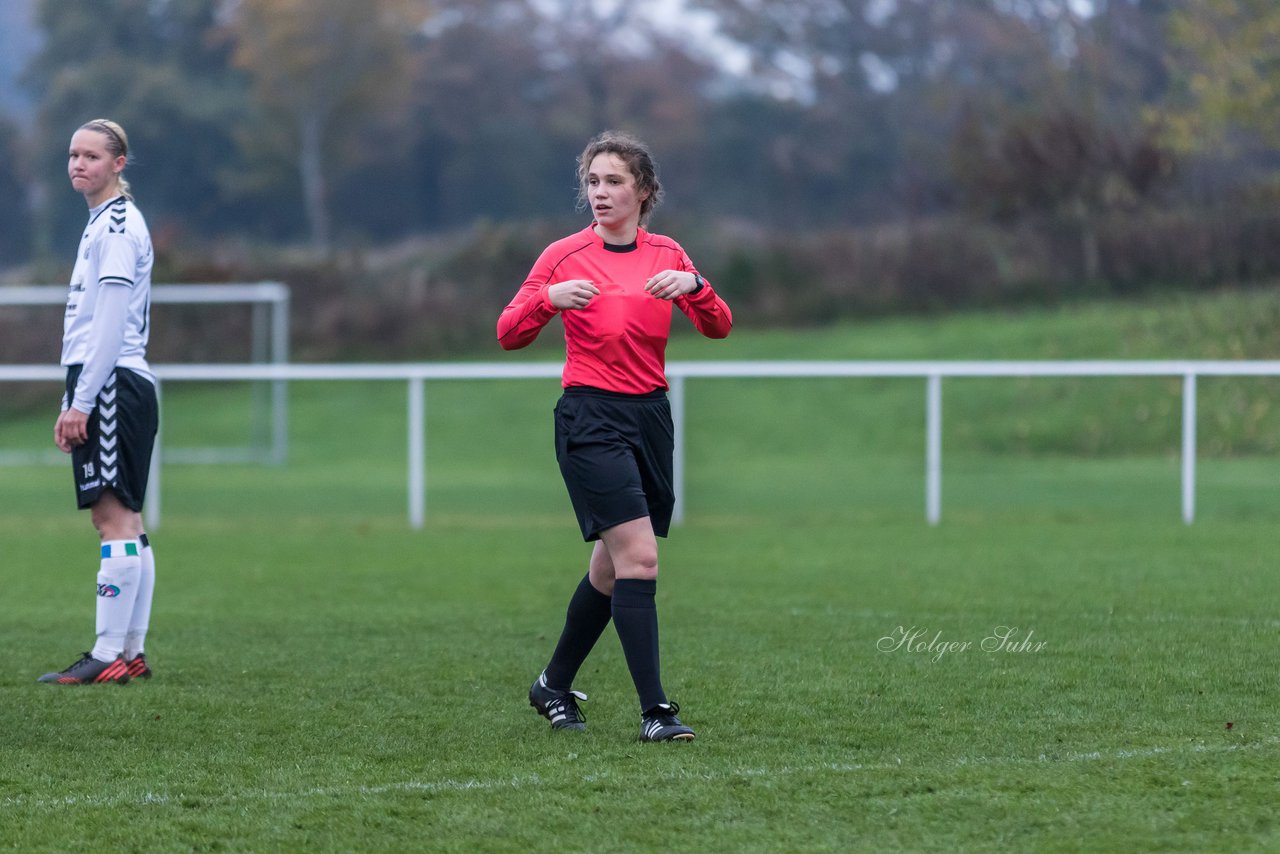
[576,130,664,225]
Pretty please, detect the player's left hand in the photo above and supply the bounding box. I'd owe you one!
[644,270,696,301]
[54,408,90,453]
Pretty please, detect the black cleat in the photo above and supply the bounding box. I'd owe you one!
[125,653,152,680]
[641,702,695,742]
[528,672,587,731]
[37,652,131,685]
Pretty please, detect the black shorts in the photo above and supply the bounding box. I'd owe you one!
[554,386,675,542]
[66,365,159,512]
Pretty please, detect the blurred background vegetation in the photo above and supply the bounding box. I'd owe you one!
[1,0,1279,360]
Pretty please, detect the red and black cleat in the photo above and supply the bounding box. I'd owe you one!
[125,653,152,680]
[37,652,131,685]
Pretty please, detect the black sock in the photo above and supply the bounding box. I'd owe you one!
[543,574,613,692]
[611,578,667,713]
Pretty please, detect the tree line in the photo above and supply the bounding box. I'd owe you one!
[1,0,1277,334]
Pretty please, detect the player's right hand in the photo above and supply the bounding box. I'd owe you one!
[547,280,600,310]
[54,407,89,453]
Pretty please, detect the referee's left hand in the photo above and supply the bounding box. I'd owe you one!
[645,270,696,301]
[55,408,89,453]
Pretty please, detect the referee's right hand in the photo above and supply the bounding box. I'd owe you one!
[548,280,600,310]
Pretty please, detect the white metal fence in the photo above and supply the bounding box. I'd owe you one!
[3,360,1279,530]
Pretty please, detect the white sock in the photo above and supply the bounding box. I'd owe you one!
[124,534,155,660]
[92,539,142,662]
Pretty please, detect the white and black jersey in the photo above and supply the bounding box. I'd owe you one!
[61,194,155,413]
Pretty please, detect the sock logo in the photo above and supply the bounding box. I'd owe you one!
[97,583,121,598]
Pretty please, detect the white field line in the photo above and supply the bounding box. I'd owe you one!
[4,735,1276,812]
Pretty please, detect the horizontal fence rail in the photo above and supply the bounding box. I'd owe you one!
[0,281,290,305]
[4,360,1280,529]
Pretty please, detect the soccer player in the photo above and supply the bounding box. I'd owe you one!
[39,119,158,685]
[498,131,733,741]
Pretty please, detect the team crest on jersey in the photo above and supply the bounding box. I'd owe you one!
[97,584,121,598]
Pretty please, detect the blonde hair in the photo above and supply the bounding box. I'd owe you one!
[79,118,133,200]
[576,130,663,225]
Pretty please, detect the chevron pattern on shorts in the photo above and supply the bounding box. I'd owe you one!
[98,373,120,484]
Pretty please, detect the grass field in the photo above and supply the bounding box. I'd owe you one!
[2,290,1279,851]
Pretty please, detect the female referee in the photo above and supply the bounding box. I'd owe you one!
[39,119,159,685]
[498,130,732,741]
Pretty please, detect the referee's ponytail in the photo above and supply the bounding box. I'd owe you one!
[80,118,133,200]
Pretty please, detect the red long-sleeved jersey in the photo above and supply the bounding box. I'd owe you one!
[497,225,733,393]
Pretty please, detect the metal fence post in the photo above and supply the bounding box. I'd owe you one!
[145,378,162,531]
[271,286,290,465]
[670,374,686,525]
[926,374,942,526]
[1182,373,1196,524]
[408,377,425,529]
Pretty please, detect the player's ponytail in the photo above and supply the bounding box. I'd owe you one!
[80,118,133,200]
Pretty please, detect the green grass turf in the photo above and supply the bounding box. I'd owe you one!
[2,289,1279,849]
[2,515,1277,851]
